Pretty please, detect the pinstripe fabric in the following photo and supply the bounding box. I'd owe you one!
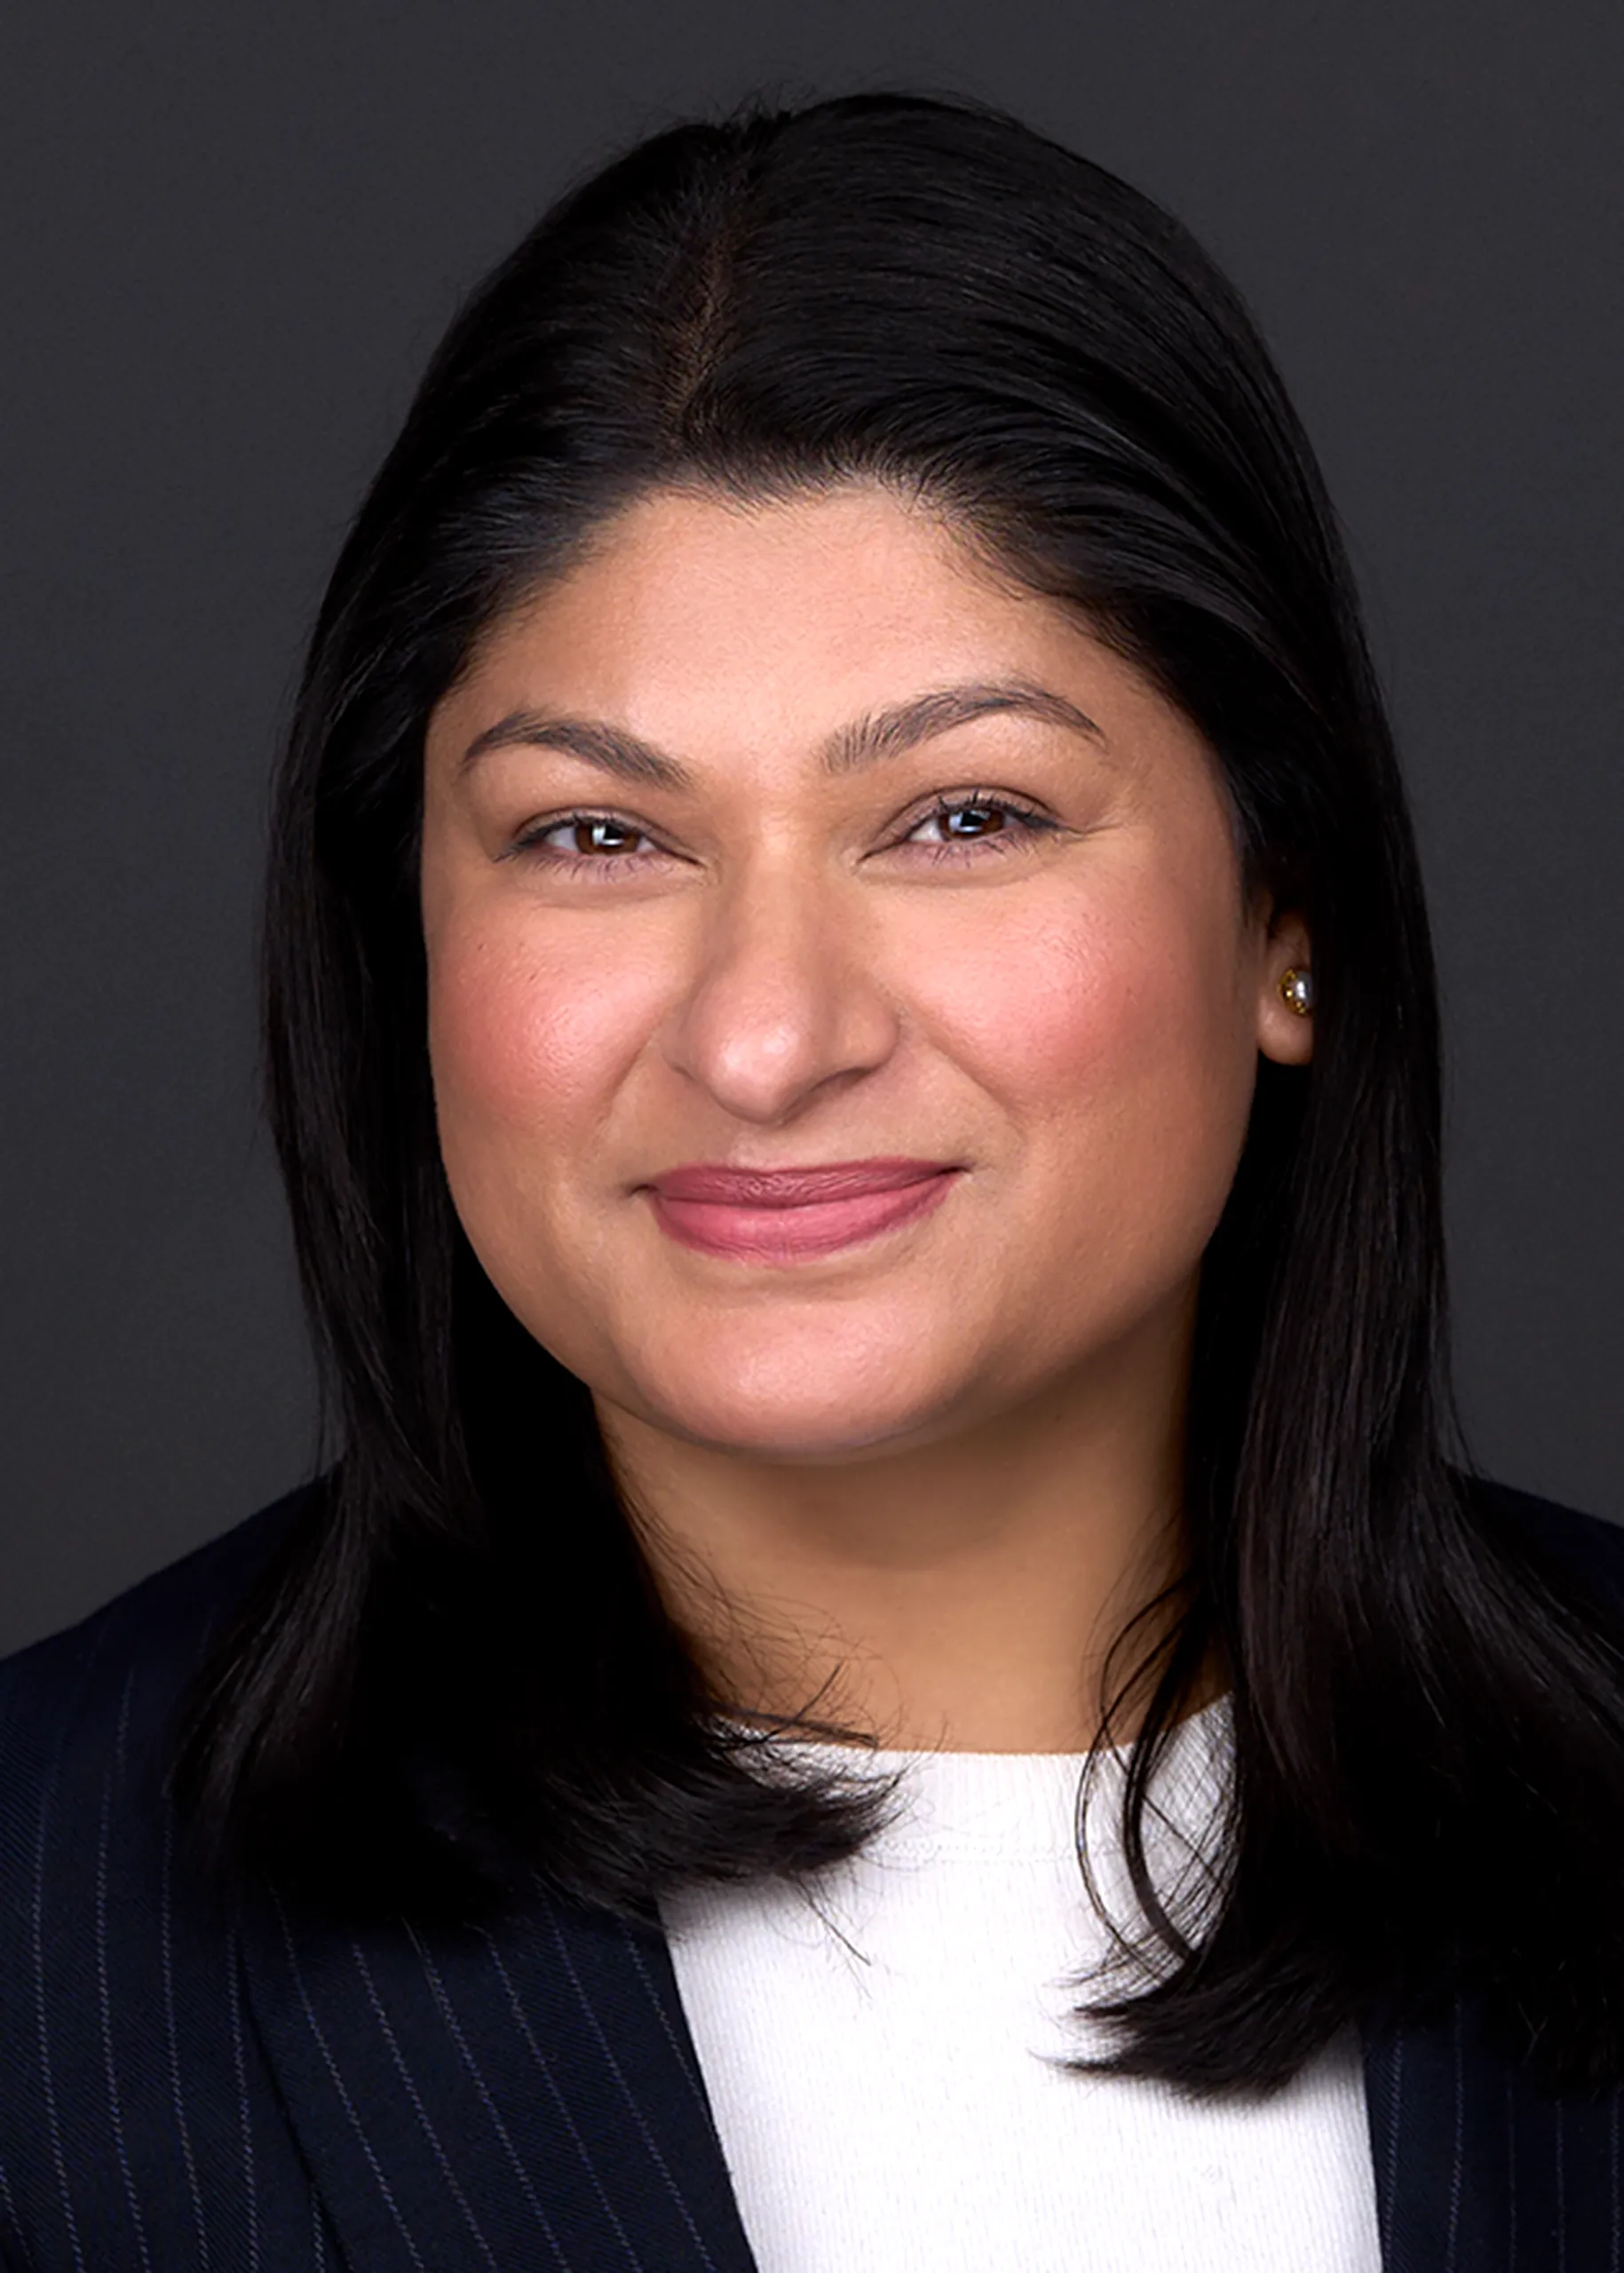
[1363,1988,1624,2272]
[2,1479,1623,2270]
[239,1876,756,2271]
[0,1500,347,2271]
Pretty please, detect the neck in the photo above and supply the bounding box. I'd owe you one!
[596,1286,1219,1754]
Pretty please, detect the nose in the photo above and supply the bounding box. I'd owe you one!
[659,859,900,1125]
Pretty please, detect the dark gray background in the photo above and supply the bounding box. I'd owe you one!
[3,0,1620,1657]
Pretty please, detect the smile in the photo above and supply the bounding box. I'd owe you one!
[645,1159,962,1263]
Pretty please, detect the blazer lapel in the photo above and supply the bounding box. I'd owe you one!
[239,1881,760,2273]
[243,1870,1624,2273]
[1364,1990,1622,2272]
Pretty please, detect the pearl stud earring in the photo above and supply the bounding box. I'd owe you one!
[1278,967,1314,1017]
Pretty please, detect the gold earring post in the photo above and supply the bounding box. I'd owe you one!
[1278,967,1314,1017]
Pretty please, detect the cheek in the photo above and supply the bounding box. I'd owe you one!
[905,879,1257,1232]
[915,887,1244,1100]
[958,915,1148,1093]
[426,919,659,1164]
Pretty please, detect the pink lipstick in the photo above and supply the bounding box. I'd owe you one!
[646,1158,960,1263]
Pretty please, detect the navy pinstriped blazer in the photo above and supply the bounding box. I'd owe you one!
[1,1482,1621,2272]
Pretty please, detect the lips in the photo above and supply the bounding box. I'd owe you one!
[646,1157,960,1263]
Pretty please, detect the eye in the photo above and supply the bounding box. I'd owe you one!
[913,800,1010,842]
[899,793,1059,857]
[508,811,664,866]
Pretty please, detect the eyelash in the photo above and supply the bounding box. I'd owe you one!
[505,792,1061,875]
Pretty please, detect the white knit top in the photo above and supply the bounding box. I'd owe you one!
[661,1695,1382,2271]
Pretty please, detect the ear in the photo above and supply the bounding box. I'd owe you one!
[1255,906,1314,1066]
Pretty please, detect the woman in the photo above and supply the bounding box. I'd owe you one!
[1,91,1620,2272]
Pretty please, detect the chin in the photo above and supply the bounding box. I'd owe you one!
[624,1336,967,1465]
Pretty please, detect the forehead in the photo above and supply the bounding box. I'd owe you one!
[495,480,1031,642]
[441,484,1059,701]
[426,479,1208,803]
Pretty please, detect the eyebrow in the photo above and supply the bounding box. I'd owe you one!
[456,677,1106,790]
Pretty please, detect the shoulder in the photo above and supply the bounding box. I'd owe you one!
[0,1492,331,2255]
[1462,1470,1624,1610]
[0,1482,317,1865]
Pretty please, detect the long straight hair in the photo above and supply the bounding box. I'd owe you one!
[180,91,1624,2096]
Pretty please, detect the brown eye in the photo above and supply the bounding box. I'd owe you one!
[507,811,665,867]
[573,817,642,855]
[893,795,1059,862]
[910,800,1015,844]
[940,803,1007,838]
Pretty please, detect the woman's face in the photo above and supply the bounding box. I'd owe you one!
[421,484,1311,1461]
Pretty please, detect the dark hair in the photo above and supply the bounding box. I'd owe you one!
[180,91,1624,2097]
